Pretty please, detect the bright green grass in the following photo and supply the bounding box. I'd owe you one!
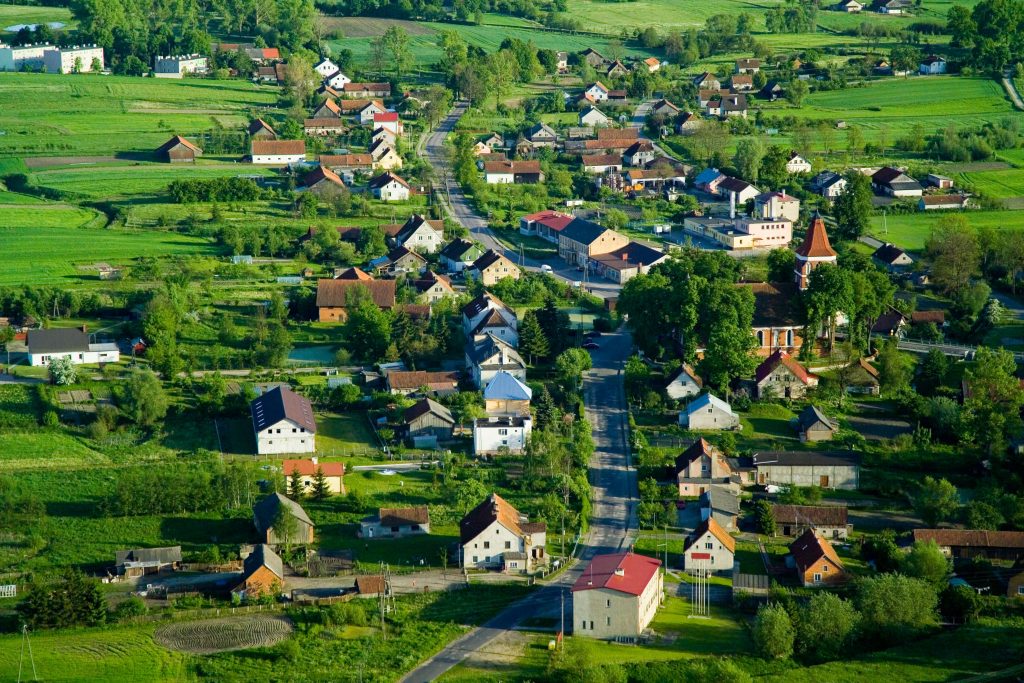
[0,3,74,31]
[0,73,280,157]
[0,431,108,470]
[315,412,380,456]
[0,189,44,203]
[0,203,103,227]
[0,223,218,286]
[28,163,280,200]
[957,167,1024,198]
[0,624,187,683]
[868,209,1024,251]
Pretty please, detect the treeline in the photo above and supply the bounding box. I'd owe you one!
[949,0,1024,73]
[765,3,816,33]
[0,285,111,321]
[101,458,263,516]
[168,177,268,203]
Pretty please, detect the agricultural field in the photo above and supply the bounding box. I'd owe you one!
[0,3,74,33]
[868,208,1024,250]
[154,615,294,654]
[0,73,280,158]
[957,166,1024,198]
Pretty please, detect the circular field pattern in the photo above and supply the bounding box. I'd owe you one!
[154,615,294,654]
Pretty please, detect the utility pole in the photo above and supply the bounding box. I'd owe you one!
[18,624,37,683]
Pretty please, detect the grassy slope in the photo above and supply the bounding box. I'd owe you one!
[0,73,279,157]
[0,3,74,31]
[868,209,1024,251]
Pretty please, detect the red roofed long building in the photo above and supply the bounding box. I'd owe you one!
[794,211,838,290]
[572,552,663,639]
[520,209,574,244]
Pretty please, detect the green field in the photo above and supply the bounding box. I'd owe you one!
[869,209,1024,251]
[0,221,218,285]
[957,167,1024,198]
[27,162,280,200]
[0,73,279,157]
[0,3,74,32]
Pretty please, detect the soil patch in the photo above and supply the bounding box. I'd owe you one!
[154,615,294,654]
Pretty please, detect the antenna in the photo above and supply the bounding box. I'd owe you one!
[18,624,37,683]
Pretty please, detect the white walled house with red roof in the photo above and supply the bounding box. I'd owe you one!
[251,386,317,455]
[460,493,547,572]
[572,552,663,639]
[519,209,574,243]
[372,111,403,136]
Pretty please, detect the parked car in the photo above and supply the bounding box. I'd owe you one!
[540,264,553,274]
[582,342,599,350]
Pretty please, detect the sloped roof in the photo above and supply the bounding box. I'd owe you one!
[27,328,89,354]
[251,386,316,433]
[389,245,427,266]
[872,242,909,264]
[320,153,373,168]
[691,516,736,553]
[484,371,532,401]
[403,397,454,425]
[674,438,717,472]
[571,552,662,595]
[355,575,385,594]
[252,139,306,156]
[115,546,182,566]
[561,217,614,245]
[316,279,396,309]
[387,370,459,391]
[483,160,542,175]
[396,214,444,243]
[798,404,837,431]
[701,485,740,516]
[718,176,755,194]
[378,506,430,526]
[472,309,516,336]
[581,154,622,167]
[157,135,202,154]
[473,249,513,273]
[912,529,1024,549]
[795,212,837,259]
[789,528,844,573]
[667,364,703,389]
[368,171,410,190]
[242,544,283,582]
[591,242,665,270]
[755,350,814,385]
[248,118,276,136]
[746,282,802,328]
[460,493,525,544]
[283,459,344,477]
[462,292,510,320]
[751,450,861,467]
[440,238,483,261]
[597,127,638,141]
[336,266,373,280]
[252,492,314,533]
[467,334,524,369]
[304,165,345,188]
[771,504,848,527]
[685,392,735,417]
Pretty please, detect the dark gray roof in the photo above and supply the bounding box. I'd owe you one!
[466,333,523,368]
[253,492,314,533]
[700,485,740,516]
[242,543,283,581]
[403,397,454,425]
[250,386,317,433]
[872,243,909,264]
[752,451,861,468]
[798,405,837,431]
[27,328,89,354]
[115,546,182,565]
[440,238,481,261]
[560,217,612,245]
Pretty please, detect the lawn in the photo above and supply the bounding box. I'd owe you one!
[28,163,281,200]
[314,412,381,456]
[0,222,218,286]
[0,3,74,32]
[0,73,280,157]
[868,208,1024,251]
[957,167,1024,198]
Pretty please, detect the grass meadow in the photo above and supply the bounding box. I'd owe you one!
[0,3,74,31]
[868,209,1024,251]
[0,73,279,157]
[27,162,280,200]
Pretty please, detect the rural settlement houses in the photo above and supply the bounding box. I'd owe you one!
[250,385,317,455]
[573,552,663,640]
[460,493,546,572]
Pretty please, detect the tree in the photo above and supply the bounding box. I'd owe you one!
[875,339,912,394]
[288,467,304,500]
[926,215,980,295]
[273,505,299,554]
[119,369,168,428]
[357,224,387,259]
[846,125,864,155]
[604,208,629,231]
[805,264,853,352]
[686,120,730,163]
[786,78,808,106]
[940,585,981,623]
[916,349,949,396]
[554,348,592,395]
[518,311,549,364]
[754,499,776,536]
[964,500,1004,530]
[831,172,873,241]
[797,592,859,662]
[342,290,393,362]
[379,25,412,81]
[624,355,651,405]
[891,45,922,75]
[733,138,766,183]
[914,476,960,527]
[48,355,77,386]
[860,529,902,572]
[901,540,951,588]
[18,570,106,629]
[766,248,794,282]
[855,574,938,644]
[752,603,795,660]
[962,346,1024,454]
[284,56,317,107]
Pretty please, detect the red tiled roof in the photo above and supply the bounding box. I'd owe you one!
[374,112,399,122]
[252,139,306,156]
[378,506,429,526]
[387,370,458,391]
[316,279,396,308]
[283,459,344,477]
[795,213,837,258]
[913,529,1024,549]
[460,492,524,544]
[571,552,661,595]
[789,529,844,573]
[597,128,638,141]
[320,153,373,168]
[304,166,345,188]
[483,160,542,174]
[755,350,814,385]
[335,267,372,281]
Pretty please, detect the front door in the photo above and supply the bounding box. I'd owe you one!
[819,475,830,487]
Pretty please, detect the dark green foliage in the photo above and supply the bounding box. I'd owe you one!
[18,570,107,629]
[854,574,939,644]
[169,177,265,203]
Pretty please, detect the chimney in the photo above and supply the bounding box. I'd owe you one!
[614,567,625,577]
[730,190,736,219]
[311,456,318,465]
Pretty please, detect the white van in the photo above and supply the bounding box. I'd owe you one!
[540,264,553,274]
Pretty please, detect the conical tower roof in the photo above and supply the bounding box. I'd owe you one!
[795,212,837,259]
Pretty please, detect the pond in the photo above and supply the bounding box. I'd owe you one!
[287,344,337,364]
[4,22,66,31]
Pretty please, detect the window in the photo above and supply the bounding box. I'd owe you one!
[813,573,822,583]
[607,616,611,626]
[498,429,508,436]
[472,556,478,563]
[1019,586,1024,595]
[505,541,511,549]
[705,541,713,550]
[485,556,491,562]
[484,541,490,549]
[581,619,586,630]
[590,621,594,630]
[823,564,829,572]
[607,599,611,608]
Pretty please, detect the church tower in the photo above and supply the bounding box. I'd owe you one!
[794,211,838,290]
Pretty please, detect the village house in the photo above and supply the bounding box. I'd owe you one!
[466,334,526,388]
[754,191,801,222]
[469,249,521,286]
[253,492,316,545]
[580,154,621,174]
[153,54,207,78]
[584,81,610,102]
[759,80,785,101]
[115,546,182,577]
[320,153,373,173]
[411,269,454,301]
[156,135,202,163]
[675,438,735,497]
[519,209,575,243]
[557,51,569,72]
[251,139,305,165]
[360,506,431,539]
[316,278,397,322]
[580,106,611,127]
[694,167,727,194]
[373,111,404,136]
[665,364,703,401]
[772,504,850,540]
[718,176,759,203]
[845,357,881,395]
[369,140,403,170]
[623,140,657,167]
[700,485,741,531]
[590,241,668,284]
[788,529,846,586]
[440,238,485,272]
[385,370,459,396]
[462,293,519,344]
[312,98,343,119]
[747,282,802,356]
[483,160,544,184]
[460,493,546,572]
[606,59,629,78]
[755,350,818,399]
[371,123,397,145]
[474,415,532,455]
[750,450,861,490]
[283,458,344,494]
[251,385,316,455]
[368,171,411,201]
[403,398,455,443]
[872,167,923,197]
[919,194,972,211]
[1007,565,1024,598]
[680,392,739,430]
[794,211,838,290]
[797,405,838,442]
[303,166,346,198]
[693,71,721,89]
[735,57,760,73]
[234,544,283,599]
[304,118,348,136]
[526,122,558,146]
[730,74,754,91]
[357,100,387,123]
[872,242,914,271]
[483,371,532,417]
[651,98,680,117]
[785,152,812,174]
[325,70,351,89]
[684,517,736,573]
[911,529,1024,561]
[581,48,607,68]
[247,118,277,139]
[391,214,444,253]
[835,0,863,11]
[872,307,908,337]
[343,81,391,98]
[573,552,663,640]
[642,56,661,72]
[810,171,847,199]
[557,217,629,268]
[697,88,729,108]
[313,57,338,78]
[27,327,120,367]
[920,54,947,74]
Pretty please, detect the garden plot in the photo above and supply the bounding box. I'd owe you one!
[154,615,294,654]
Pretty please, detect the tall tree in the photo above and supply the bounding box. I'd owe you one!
[926,215,980,295]
[752,603,795,660]
[831,172,873,241]
[804,264,853,352]
[518,311,549,364]
[733,138,766,183]
[119,368,169,427]
[962,346,1024,454]
[914,476,960,527]
[380,25,412,81]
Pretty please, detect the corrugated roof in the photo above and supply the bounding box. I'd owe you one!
[250,386,317,433]
[572,552,662,595]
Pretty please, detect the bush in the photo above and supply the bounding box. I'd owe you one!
[113,596,148,620]
[752,602,794,660]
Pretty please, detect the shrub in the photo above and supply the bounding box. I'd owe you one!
[113,596,148,620]
[752,602,794,660]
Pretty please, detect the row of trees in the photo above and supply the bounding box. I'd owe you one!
[102,457,262,515]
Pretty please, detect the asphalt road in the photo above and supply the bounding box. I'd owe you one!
[422,102,623,301]
[399,327,636,683]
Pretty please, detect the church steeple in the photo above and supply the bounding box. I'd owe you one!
[794,211,838,290]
